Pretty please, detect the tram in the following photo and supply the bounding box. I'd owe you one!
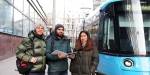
[83,0,150,75]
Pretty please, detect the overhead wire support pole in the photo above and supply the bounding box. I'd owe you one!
[63,0,65,25]
[52,0,56,29]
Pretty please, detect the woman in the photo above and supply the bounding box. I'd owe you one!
[70,31,99,75]
[16,24,46,75]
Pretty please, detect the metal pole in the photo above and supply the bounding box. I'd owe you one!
[63,0,65,25]
[29,3,30,32]
[12,0,14,34]
[22,0,24,36]
[52,0,56,29]
[83,19,85,30]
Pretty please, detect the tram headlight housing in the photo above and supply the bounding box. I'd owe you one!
[124,58,134,67]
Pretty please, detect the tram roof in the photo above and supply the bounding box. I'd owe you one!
[99,0,122,12]
[85,0,121,21]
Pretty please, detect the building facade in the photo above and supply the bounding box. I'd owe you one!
[0,0,46,37]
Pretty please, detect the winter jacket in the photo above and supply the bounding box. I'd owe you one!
[16,31,46,72]
[46,32,71,72]
[70,47,99,75]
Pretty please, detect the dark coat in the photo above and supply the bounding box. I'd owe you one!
[46,32,71,72]
[70,42,99,75]
[16,31,46,72]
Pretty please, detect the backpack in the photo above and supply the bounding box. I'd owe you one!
[16,37,34,74]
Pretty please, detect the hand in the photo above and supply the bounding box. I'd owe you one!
[58,52,67,59]
[30,57,37,63]
[67,53,75,59]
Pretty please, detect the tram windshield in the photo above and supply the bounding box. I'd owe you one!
[118,0,150,55]
[103,0,150,56]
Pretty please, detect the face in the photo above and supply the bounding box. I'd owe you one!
[35,25,44,35]
[80,32,88,43]
[56,27,64,37]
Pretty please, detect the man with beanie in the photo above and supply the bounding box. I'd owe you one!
[46,24,71,75]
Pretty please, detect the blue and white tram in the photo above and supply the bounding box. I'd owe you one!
[84,0,150,75]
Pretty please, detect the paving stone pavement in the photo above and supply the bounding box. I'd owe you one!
[0,56,71,75]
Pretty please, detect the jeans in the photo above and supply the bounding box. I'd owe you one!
[48,70,68,75]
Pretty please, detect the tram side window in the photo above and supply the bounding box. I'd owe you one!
[101,4,118,51]
[108,18,117,50]
[103,17,117,50]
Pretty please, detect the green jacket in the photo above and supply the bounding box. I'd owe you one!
[16,31,46,72]
[46,32,71,72]
[70,47,99,75]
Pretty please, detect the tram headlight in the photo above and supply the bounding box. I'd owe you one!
[124,58,134,67]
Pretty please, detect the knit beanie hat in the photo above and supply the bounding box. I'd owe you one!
[54,24,64,31]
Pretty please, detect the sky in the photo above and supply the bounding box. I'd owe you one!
[12,0,93,24]
[39,0,93,24]
[39,0,93,14]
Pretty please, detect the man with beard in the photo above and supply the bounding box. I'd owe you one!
[46,24,71,75]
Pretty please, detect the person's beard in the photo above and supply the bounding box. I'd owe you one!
[57,32,64,38]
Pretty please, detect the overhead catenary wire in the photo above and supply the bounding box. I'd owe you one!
[36,0,47,19]
[27,0,48,26]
